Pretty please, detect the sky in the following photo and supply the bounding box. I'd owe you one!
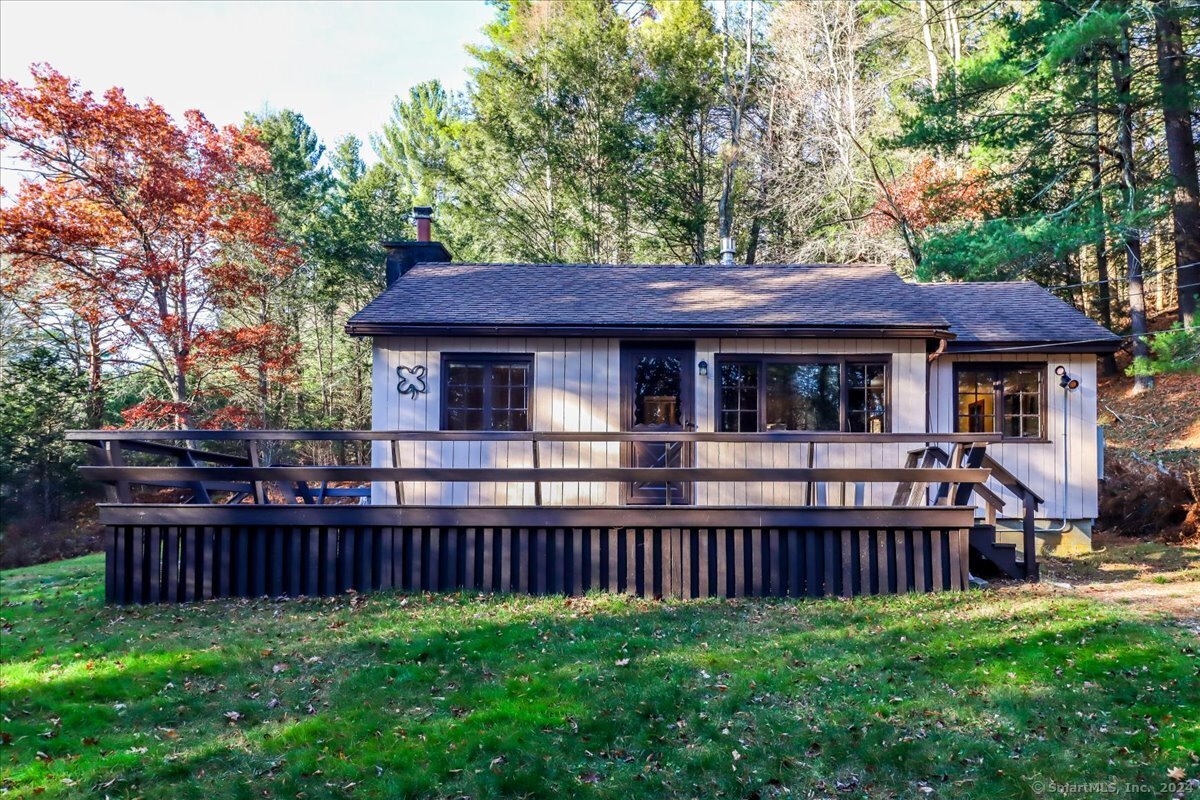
[0,0,495,159]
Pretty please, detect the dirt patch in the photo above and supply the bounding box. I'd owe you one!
[1015,533,1200,632]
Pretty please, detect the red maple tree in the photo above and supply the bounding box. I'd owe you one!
[869,157,999,237]
[1,65,298,428]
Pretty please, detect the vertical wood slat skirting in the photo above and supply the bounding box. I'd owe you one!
[102,525,972,604]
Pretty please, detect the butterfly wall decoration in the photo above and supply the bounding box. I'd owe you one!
[396,365,428,400]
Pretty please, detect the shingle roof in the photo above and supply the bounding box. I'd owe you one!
[347,262,950,332]
[915,281,1121,349]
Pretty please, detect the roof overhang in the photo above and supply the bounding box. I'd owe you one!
[345,323,956,340]
[944,339,1123,354]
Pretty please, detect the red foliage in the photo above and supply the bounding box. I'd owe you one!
[0,65,299,428]
[119,399,262,430]
[869,157,999,235]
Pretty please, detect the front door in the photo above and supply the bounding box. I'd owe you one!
[621,343,695,505]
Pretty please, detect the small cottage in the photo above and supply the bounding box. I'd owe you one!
[347,209,1119,560]
[76,208,1121,603]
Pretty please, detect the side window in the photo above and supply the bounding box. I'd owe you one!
[955,365,1043,439]
[443,356,532,431]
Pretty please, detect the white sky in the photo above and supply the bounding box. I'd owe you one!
[0,0,494,161]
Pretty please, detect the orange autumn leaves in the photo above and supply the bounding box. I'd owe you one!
[0,65,300,427]
[869,157,999,236]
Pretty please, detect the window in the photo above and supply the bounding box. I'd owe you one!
[442,355,532,431]
[717,356,889,433]
[954,365,1043,439]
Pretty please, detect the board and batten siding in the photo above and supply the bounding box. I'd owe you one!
[927,353,1100,521]
[371,337,623,506]
[691,338,927,507]
[371,336,929,508]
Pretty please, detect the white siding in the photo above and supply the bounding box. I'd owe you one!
[927,353,1100,520]
[371,337,620,506]
[371,337,1100,519]
[372,336,928,508]
[691,337,926,507]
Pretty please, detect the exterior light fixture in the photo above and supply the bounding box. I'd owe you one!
[1055,366,1080,391]
[698,360,709,377]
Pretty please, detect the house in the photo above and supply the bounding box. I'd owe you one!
[73,208,1120,604]
[347,211,1118,551]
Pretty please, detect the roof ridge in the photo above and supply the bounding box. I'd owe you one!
[412,262,894,270]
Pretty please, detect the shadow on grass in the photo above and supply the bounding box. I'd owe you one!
[2,559,1198,799]
[1041,536,1200,584]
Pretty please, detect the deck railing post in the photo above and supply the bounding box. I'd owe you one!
[803,442,814,506]
[106,441,133,503]
[247,442,268,505]
[1023,493,1039,581]
[390,440,405,505]
[531,438,543,507]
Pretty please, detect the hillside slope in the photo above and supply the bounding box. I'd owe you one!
[1097,372,1199,543]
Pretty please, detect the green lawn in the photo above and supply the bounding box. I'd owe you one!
[1,555,1197,799]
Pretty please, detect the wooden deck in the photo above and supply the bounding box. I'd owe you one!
[68,430,1037,604]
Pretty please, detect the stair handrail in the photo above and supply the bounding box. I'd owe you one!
[906,444,1040,581]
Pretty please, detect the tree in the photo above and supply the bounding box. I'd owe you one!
[1108,10,1153,391]
[1152,0,1200,327]
[0,66,298,427]
[715,0,760,263]
[633,0,722,263]
[375,81,462,207]
[0,345,87,523]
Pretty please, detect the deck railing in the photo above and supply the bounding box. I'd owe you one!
[67,430,1040,603]
[68,429,1002,509]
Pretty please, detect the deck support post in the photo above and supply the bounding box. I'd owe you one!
[1023,494,1039,581]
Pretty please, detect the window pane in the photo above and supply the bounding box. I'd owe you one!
[634,355,682,426]
[717,362,759,433]
[847,363,887,434]
[1001,367,1042,439]
[956,369,996,433]
[464,385,484,409]
[765,363,840,431]
[1024,414,1041,438]
[444,358,531,431]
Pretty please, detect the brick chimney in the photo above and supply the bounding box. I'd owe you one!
[383,206,452,285]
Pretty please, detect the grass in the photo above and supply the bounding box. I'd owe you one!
[1,555,1198,799]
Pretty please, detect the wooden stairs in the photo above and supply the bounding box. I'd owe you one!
[969,525,1030,580]
[903,445,1043,582]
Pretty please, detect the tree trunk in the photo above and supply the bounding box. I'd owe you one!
[918,0,939,100]
[1088,58,1118,375]
[1110,26,1153,392]
[717,0,755,264]
[1153,0,1200,327]
[86,323,105,428]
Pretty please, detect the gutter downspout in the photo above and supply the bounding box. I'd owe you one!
[925,336,948,434]
[1039,371,1076,534]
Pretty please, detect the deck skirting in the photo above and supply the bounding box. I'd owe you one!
[99,506,974,604]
